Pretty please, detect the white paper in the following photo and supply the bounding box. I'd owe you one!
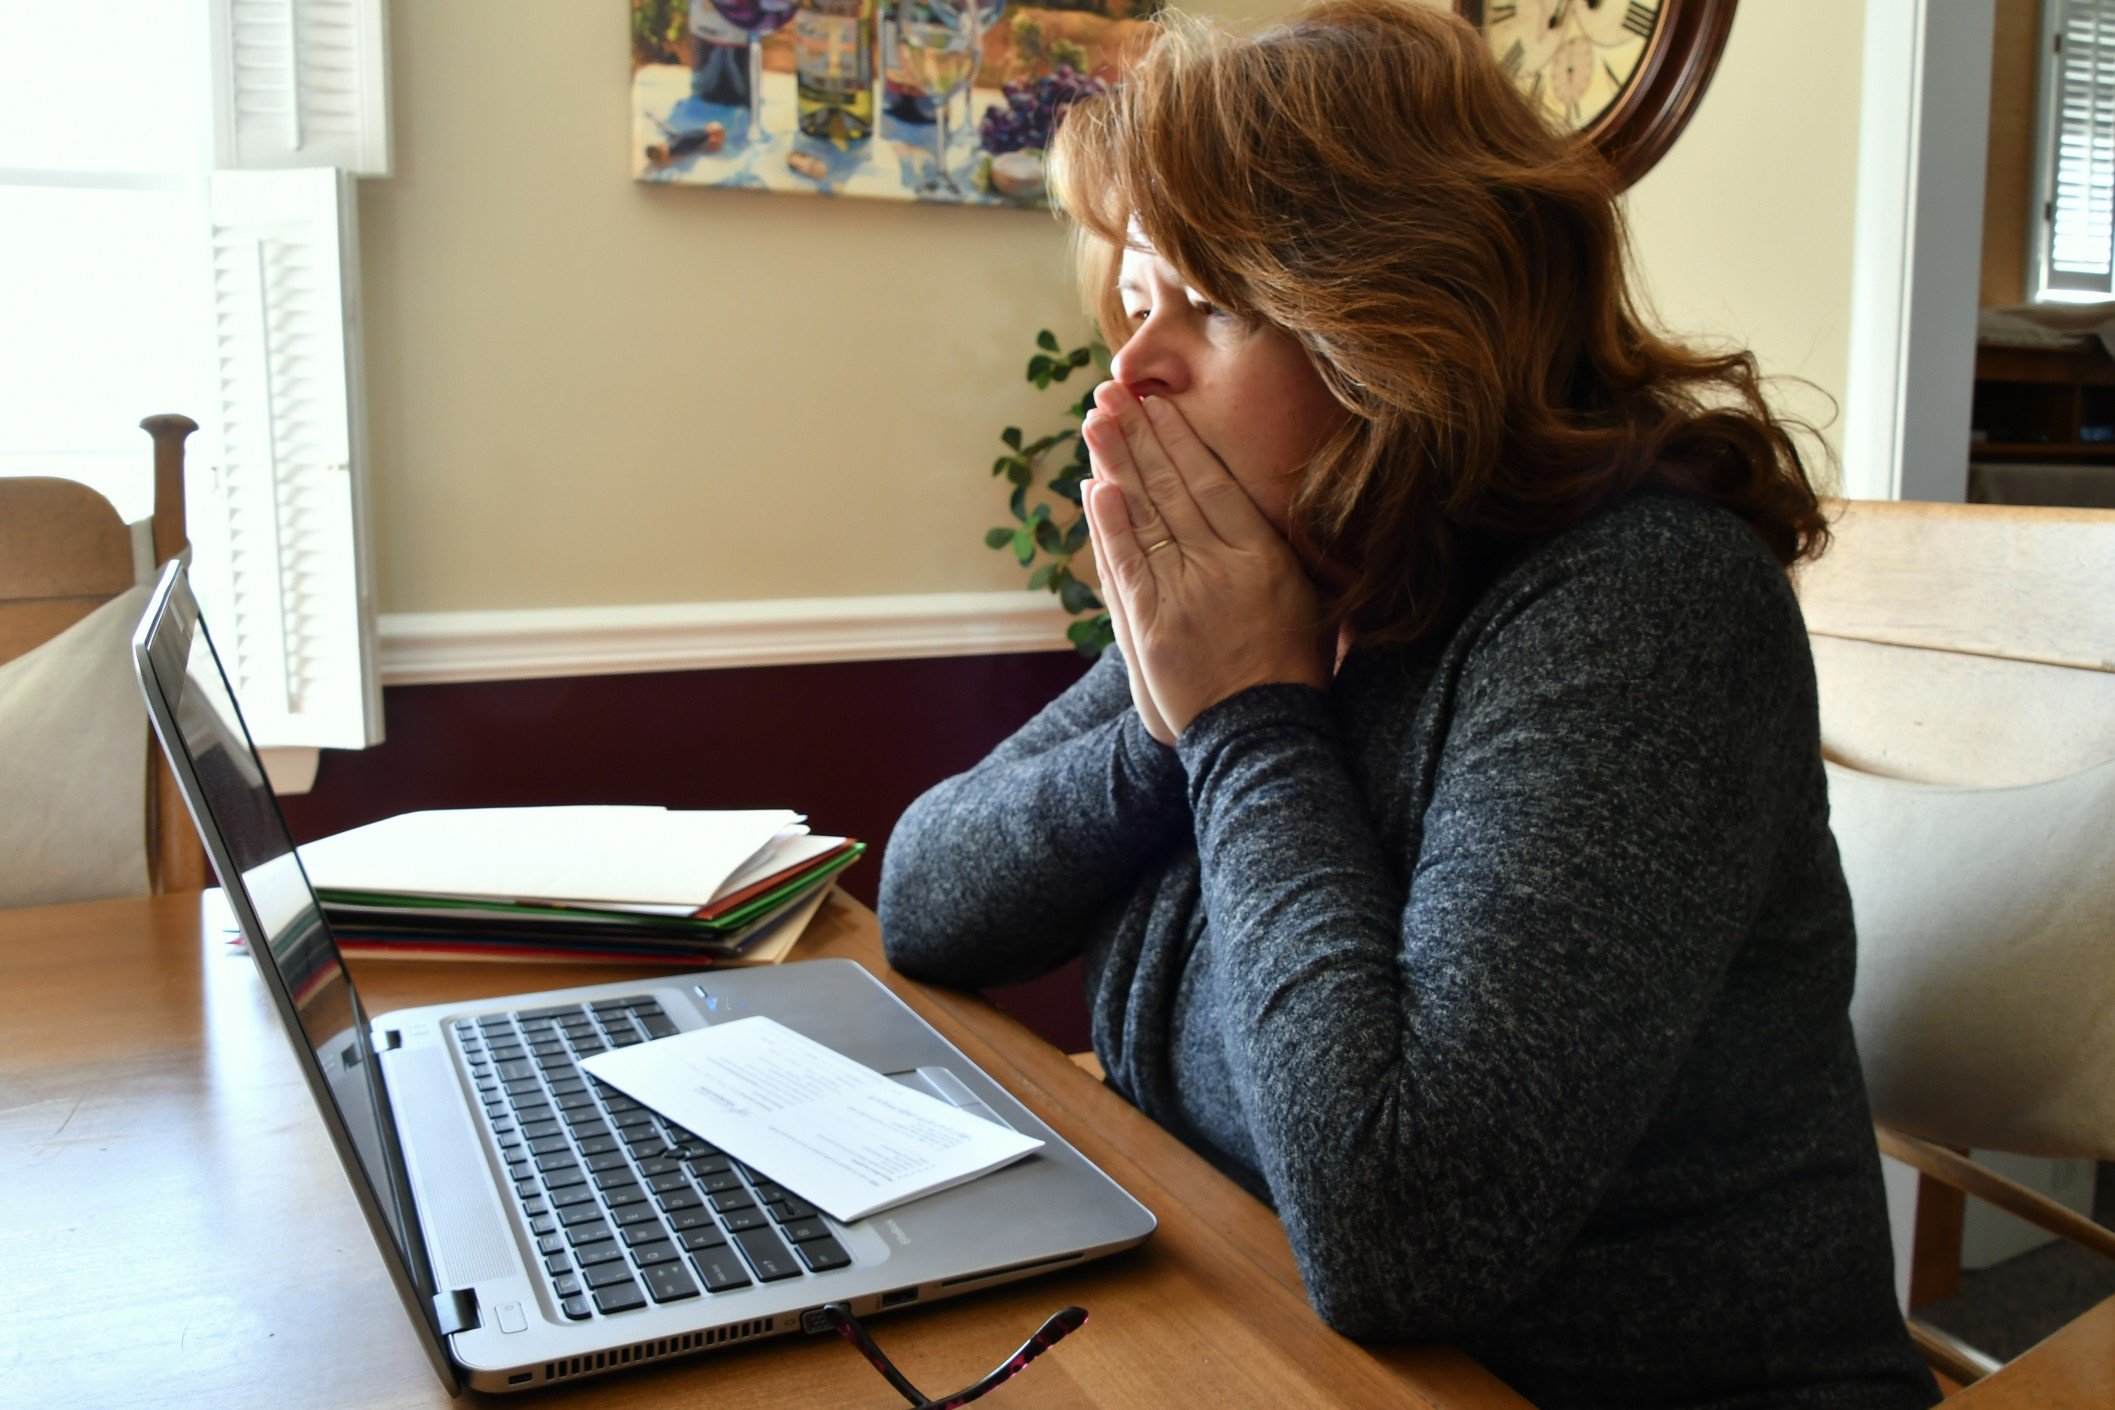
[538,833,850,917]
[580,1016,1042,1223]
[296,806,803,906]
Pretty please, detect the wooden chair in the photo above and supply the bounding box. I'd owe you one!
[0,415,208,895]
[1793,498,2115,1402]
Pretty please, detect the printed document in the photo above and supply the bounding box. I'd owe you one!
[580,1017,1042,1222]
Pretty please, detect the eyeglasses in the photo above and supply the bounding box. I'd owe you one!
[820,1300,1088,1408]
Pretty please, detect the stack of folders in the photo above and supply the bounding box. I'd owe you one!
[295,806,864,965]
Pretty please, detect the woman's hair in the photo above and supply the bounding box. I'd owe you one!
[1048,0,1829,645]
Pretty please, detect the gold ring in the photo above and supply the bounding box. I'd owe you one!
[1143,537,1178,556]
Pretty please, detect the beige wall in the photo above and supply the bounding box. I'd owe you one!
[360,0,1864,615]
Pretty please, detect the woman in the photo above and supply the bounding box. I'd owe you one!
[879,3,1939,1406]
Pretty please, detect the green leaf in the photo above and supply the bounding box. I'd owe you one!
[1032,369,1053,390]
[1058,576,1100,614]
[984,526,1013,550]
[1036,329,1060,352]
[1012,527,1035,565]
[1027,355,1052,378]
[1062,516,1091,550]
[1066,615,1113,657]
[1001,426,1023,450]
[1034,519,1063,552]
[1009,484,1028,520]
[1027,501,1051,525]
[991,455,1013,477]
[1067,347,1091,366]
[1049,363,1074,383]
[1007,460,1032,488]
[1027,563,1057,591]
[1048,474,1083,504]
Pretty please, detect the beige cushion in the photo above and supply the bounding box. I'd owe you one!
[0,584,154,907]
[1828,757,2115,1159]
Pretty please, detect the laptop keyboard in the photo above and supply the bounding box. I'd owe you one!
[450,995,855,1320]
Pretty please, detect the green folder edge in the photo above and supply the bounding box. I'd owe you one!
[315,843,866,935]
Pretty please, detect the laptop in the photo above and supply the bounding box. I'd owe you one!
[131,560,1156,1394]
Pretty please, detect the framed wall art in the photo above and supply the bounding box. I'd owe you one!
[630,0,1162,205]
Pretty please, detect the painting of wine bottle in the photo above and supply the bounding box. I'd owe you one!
[630,0,1163,204]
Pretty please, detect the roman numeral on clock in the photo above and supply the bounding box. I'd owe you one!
[1624,1,1659,40]
[1488,2,1518,21]
[1501,38,1525,75]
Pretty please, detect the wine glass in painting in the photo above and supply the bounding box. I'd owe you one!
[896,0,982,196]
[710,0,801,142]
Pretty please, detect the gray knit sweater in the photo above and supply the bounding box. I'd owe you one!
[879,491,1940,1409]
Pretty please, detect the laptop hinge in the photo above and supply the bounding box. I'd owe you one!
[433,1288,480,1336]
[373,1028,404,1052]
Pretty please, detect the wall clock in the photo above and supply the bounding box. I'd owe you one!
[1453,0,1737,190]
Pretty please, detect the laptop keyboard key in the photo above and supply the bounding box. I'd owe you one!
[677,1225,727,1252]
[592,1280,646,1315]
[573,1240,624,1268]
[733,1226,801,1282]
[644,1262,699,1303]
[665,1206,716,1232]
[780,1218,830,1244]
[621,1221,671,1248]
[537,1234,566,1257]
[560,1296,592,1321]
[558,1203,608,1229]
[603,1185,648,1208]
[585,1150,630,1173]
[796,1234,852,1272]
[583,1259,637,1289]
[657,1191,703,1213]
[610,1205,662,1229]
[709,1188,754,1213]
[692,1248,752,1293]
[565,1221,613,1249]
[575,1136,619,1157]
[630,1241,680,1268]
[719,1206,766,1233]
[639,1015,679,1040]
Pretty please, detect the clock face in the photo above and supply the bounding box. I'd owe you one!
[1478,0,1665,135]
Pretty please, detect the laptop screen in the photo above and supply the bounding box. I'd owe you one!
[133,566,446,1370]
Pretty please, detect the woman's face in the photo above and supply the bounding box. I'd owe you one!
[1105,234,1346,531]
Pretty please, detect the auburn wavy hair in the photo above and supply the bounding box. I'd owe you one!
[1048,0,1829,646]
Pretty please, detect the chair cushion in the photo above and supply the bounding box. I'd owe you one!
[0,584,153,907]
[1829,757,2115,1159]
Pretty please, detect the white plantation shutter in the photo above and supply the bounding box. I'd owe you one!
[2036,0,2115,299]
[192,168,381,749]
[210,0,391,175]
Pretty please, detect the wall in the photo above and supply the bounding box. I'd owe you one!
[358,0,1869,620]
[1980,0,2039,308]
[1623,0,1865,489]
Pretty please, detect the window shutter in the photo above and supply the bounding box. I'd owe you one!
[209,0,391,176]
[193,168,381,750]
[2038,0,2115,298]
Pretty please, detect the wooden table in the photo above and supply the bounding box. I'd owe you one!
[0,891,1526,1409]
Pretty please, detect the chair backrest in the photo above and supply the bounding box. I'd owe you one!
[1793,499,2115,1161]
[1796,500,2115,787]
[0,415,207,895]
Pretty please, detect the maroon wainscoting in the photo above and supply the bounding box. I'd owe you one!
[278,650,1097,1052]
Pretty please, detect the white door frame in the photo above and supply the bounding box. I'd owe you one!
[1843,0,1996,503]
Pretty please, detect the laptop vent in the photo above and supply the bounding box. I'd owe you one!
[541,1318,776,1382]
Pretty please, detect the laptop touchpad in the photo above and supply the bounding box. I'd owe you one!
[888,1065,1014,1132]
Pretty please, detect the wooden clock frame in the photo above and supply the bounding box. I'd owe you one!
[1453,0,1739,190]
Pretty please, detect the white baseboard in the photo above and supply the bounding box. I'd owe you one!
[375,590,1078,686]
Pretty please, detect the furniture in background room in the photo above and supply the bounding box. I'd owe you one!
[0,414,207,904]
[1795,498,2115,1400]
[1969,325,2115,509]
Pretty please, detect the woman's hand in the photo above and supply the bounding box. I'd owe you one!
[1084,471,1178,746]
[1081,382,1332,739]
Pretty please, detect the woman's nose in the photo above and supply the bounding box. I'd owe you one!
[1109,319,1189,400]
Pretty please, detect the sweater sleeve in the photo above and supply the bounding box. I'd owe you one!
[1175,535,1811,1339]
[878,645,1191,988]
